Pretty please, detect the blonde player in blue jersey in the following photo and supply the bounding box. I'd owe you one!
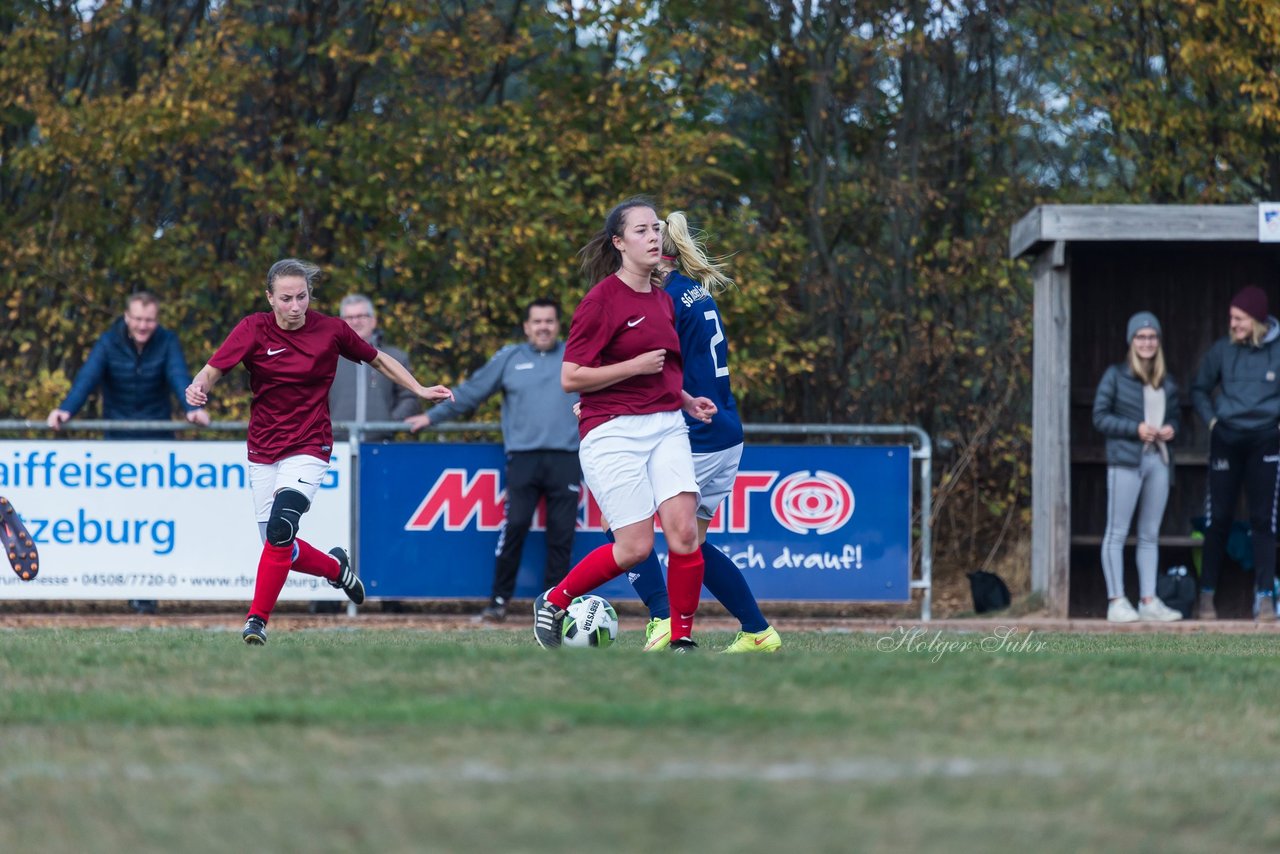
[624,211,782,653]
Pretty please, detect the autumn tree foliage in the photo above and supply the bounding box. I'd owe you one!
[4,0,1280,592]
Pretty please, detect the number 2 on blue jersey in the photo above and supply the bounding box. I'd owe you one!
[705,310,729,378]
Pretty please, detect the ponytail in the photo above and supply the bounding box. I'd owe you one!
[578,230,619,286]
[662,212,734,293]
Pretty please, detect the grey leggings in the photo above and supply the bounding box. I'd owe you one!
[1101,452,1170,600]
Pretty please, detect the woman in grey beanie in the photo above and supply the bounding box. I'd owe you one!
[1092,311,1182,622]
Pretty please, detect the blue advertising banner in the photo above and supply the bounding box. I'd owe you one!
[359,443,911,602]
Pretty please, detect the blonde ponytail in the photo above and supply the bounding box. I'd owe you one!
[662,212,734,294]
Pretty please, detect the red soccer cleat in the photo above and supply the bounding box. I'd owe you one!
[0,496,39,581]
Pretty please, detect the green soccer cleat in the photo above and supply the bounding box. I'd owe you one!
[721,626,782,654]
[642,617,671,652]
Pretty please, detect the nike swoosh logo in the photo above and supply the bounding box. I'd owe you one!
[626,316,645,327]
[754,637,769,646]
[267,347,287,356]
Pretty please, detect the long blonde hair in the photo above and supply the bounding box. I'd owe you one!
[1129,341,1166,389]
[1244,318,1268,348]
[662,211,734,294]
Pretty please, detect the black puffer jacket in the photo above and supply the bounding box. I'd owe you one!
[1092,362,1180,468]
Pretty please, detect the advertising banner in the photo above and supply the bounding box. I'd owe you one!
[0,441,350,600]
[360,442,911,602]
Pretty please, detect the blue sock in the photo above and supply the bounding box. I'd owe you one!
[606,528,670,619]
[702,542,768,633]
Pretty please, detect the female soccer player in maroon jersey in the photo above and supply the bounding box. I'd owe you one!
[186,259,453,645]
[532,198,717,651]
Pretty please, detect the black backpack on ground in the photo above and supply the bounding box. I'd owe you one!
[968,570,1011,614]
[1156,565,1197,619]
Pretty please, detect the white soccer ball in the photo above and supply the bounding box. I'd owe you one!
[561,595,619,649]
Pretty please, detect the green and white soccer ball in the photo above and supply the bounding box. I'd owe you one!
[561,595,619,648]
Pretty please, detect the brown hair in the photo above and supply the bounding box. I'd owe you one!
[266,258,320,293]
[577,196,658,285]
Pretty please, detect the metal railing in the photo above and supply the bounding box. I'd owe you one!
[0,418,933,619]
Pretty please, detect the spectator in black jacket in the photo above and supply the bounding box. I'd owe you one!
[1093,311,1182,623]
[45,290,208,615]
[1191,284,1280,621]
[47,291,210,439]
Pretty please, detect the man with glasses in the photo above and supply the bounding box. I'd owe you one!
[328,294,422,442]
[318,294,424,614]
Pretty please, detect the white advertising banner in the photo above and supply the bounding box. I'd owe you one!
[1260,202,1280,242]
[0,441,350,600]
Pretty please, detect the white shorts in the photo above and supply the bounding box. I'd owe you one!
[579,410,699,530]
[692,443,744,520]
[249,456,331,522]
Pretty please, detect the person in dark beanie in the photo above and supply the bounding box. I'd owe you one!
[1093,311,1182,622]
[1191,285,1280,621]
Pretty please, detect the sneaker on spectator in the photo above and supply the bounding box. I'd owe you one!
[476,597,507,623]
[533,590,565,649]
[1255,591,1277,623]
[642,618,671,652]
[1107,597,1139,623]
[326,547,364,605]
[242,615,267,646]
[722,625,783,653]
[1137,598,1182,622]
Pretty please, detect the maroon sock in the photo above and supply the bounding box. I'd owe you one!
[248,543,294,622]
[292,538,339,580]
[667,548,705,641]
[547,544,622,609]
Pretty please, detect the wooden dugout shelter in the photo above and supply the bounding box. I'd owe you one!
[1010,205,1280,618]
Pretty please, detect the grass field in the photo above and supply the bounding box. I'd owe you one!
[2,623,1279,853]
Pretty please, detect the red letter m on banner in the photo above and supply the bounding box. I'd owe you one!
[403,468,505,531]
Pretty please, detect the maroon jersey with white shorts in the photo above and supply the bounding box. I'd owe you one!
[565,274,683,439]
[209,310,378,464]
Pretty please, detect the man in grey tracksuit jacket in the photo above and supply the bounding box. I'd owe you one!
[409,298,580,621]
[1191,285,1280,620]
